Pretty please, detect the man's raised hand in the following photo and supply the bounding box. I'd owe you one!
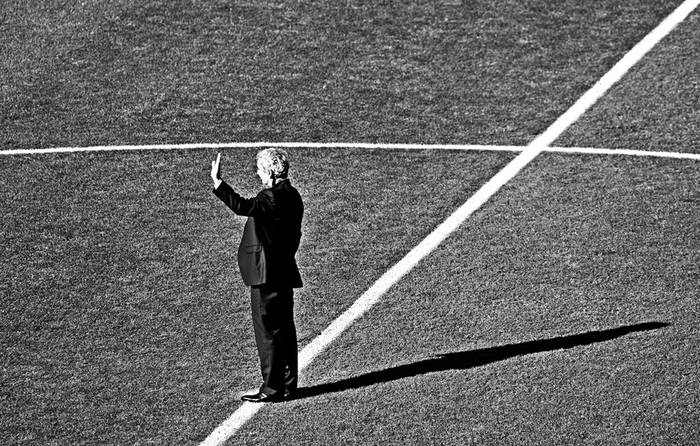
[211,152,221,181]
[211,153,223,188]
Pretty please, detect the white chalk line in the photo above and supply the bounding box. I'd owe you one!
[545,146,699,160]
[1,142,698,160]
[0,142,520,155]
[200,1,699,445]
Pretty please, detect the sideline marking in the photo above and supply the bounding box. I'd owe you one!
[0,145,523,155]
[545,146,700,160]
[200,1,699,444]
[2,143,698,160]
[0,143,522,156]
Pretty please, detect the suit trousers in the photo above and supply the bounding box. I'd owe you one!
[250,285,298,396]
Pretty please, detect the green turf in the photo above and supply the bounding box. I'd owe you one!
[0,148,512,444]
[241,154,699,445]
[557,11,700,153]
[1,0,697,444]
[0,0,679,151]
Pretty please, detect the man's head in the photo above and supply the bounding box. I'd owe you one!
[256,148,290,187]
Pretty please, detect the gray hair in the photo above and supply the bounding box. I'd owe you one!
[256,147,290,179]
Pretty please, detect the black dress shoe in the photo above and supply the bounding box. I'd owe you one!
[240,391,282,403]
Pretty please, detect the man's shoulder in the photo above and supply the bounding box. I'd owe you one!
[257,187,275,198]
[270,180,300,195]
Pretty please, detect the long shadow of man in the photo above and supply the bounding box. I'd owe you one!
[292,321,668,400]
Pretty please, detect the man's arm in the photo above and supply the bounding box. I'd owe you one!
[214,181,275,216]
[211,153,275,216]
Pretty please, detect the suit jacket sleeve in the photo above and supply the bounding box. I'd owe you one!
[213,180,274,216]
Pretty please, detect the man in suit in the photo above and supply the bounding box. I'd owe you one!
[210,148,303,403]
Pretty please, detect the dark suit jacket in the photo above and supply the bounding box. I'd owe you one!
[213,179,303,288]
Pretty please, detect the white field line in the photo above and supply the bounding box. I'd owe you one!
[0,143,523,156]
[199,1,699,445]
[2,142,699,160]
[545,146,700,160]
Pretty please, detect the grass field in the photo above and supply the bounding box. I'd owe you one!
[1,1,698,445]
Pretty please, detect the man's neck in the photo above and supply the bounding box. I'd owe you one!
[263,177,288,188]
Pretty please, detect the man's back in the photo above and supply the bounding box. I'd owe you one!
[214,179,303,288]
[252,180,303,256]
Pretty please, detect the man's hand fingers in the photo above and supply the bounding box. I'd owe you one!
[211,153,222,182]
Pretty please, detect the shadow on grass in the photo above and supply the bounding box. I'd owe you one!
[294,321,669,400]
